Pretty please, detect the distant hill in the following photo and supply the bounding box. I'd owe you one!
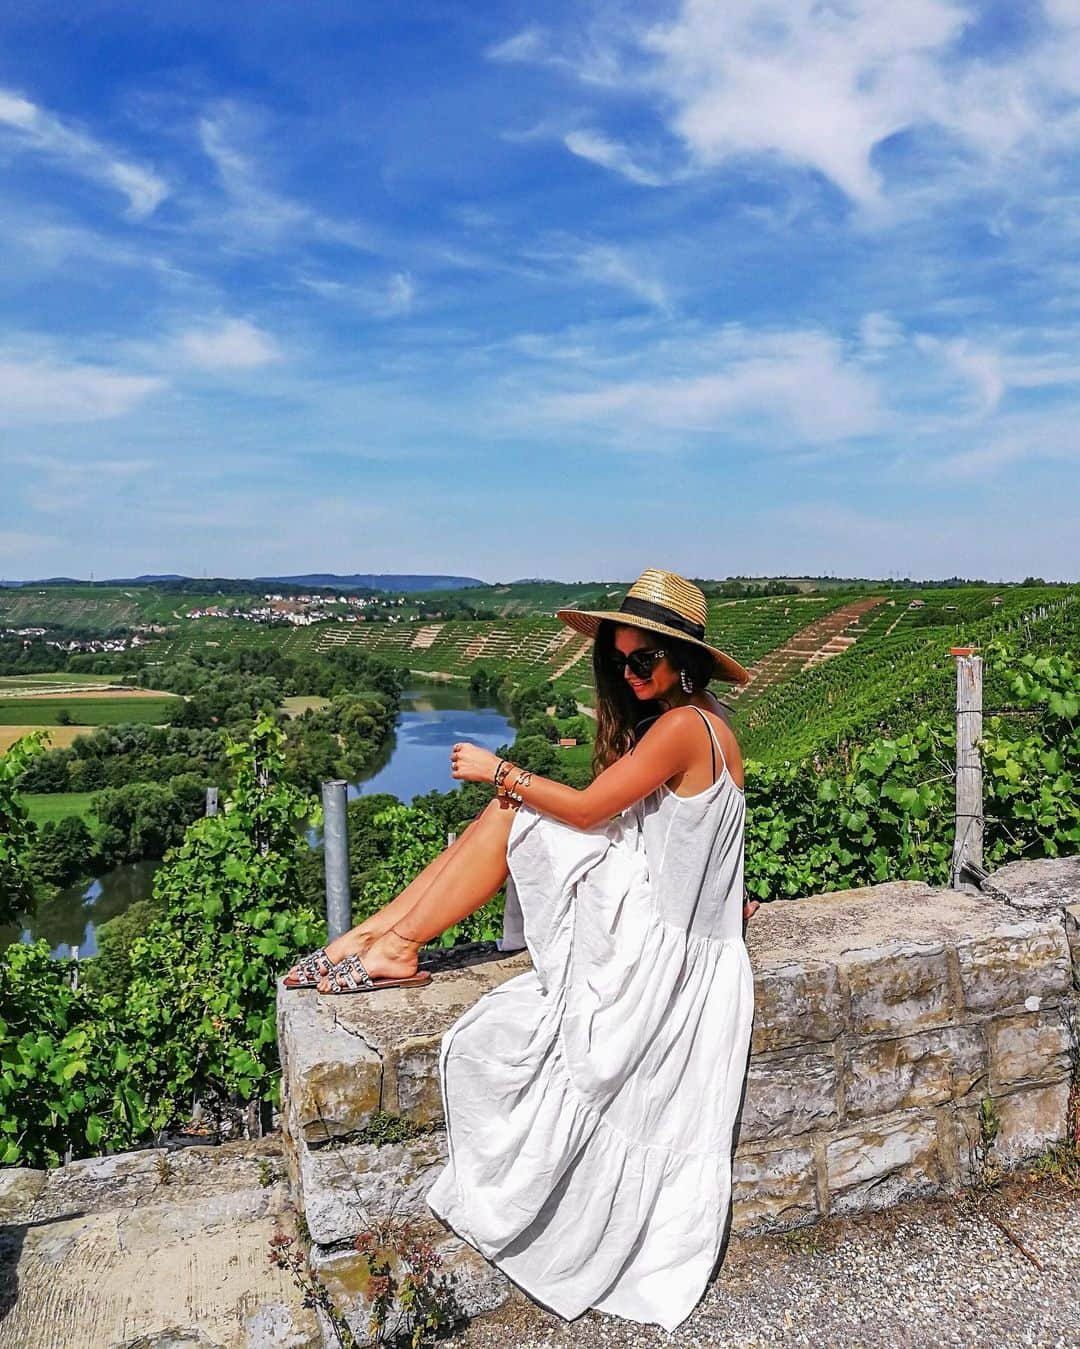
[255,574,486,591]
[1,573,486,591]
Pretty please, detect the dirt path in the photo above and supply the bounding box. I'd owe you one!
[442,1172,1080,1347]
[729,596,888,705]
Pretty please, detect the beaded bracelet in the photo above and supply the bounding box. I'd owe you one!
[506,769,532,804]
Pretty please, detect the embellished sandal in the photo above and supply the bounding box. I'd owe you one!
[283,946,338,989]
[318,952,432,995]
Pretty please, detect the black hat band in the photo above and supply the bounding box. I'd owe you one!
[617,595,706,642]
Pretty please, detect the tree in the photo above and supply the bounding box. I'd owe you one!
[0,733,45,924]
[31,816,95,888]
[518,714,558,743]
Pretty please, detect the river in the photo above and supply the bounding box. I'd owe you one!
[8,682,515,958]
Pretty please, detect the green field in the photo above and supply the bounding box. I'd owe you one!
[23,792,99,825]
[0,673,118,693]
[0,696,182,726]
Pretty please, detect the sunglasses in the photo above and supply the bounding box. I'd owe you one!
[610,647,667,679]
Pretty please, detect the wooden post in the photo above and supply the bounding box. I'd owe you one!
[951,647,984,891]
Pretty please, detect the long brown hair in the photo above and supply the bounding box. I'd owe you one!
[590,619,718,777]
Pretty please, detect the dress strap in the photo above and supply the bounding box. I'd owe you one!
[689,705,733,786]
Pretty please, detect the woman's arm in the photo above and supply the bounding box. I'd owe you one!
[451,707,703,831]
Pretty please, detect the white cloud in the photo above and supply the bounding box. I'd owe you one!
[487,27,548,64]
[915,334,1005,414]
[502,2,1080,210]
[860,312,903,353]
[179,319,280,370]
[0,357,162,424]
[544,328,882,443]
[576,245,670,312]
[0,87,167,217]
[301,271,417,318]
[563,130,668,187]
[196,103,375,252]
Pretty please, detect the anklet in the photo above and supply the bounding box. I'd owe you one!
[390,924,423,945]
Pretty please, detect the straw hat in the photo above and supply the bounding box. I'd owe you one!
[555,568,750,686]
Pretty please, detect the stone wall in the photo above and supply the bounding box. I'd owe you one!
[276,856,1079,1343]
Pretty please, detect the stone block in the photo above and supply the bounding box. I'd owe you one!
[954,1081,1073,1174]
[730,1142,819,1233]
[294,1130,449,1247]
[311,1221,510,1344]
[0,1167,46,1222]
[277,985,383,1146]
[382,1034,445,1124]
[989,1081,1071,1165]
[956,919,1071,1012]
[983,855,1080,913]
[749,962,844,1054]
[987,1009,1072,1090]
[825,1115,943,1215]
[844,944,954,1036]
[738,1051,838,1141]
[841,1025,986,1120]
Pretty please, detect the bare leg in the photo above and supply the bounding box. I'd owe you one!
[285,800,515,980]
[316,797,516,988]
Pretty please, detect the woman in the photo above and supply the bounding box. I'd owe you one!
[284,568,757,1332]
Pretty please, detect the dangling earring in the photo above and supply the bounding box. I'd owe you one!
[680,669,693,693]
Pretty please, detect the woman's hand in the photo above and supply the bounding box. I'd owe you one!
[450,741,503,785]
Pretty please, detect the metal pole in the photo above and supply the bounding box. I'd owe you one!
[205,786,219,817]
[447,830,457,847]
[951,647,984,891]
[322,780,352,941]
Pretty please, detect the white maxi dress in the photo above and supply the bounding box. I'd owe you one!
[425,708,755,1331]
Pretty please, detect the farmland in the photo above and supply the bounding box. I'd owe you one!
[0,673,184,753]
[0,726,93,754]
[4,577,1078,769]
[0,696,182,727]
[737,586,1077,763]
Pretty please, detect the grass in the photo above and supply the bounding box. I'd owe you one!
[23,792,99,825]
[0,696,182,726]
[0,725,95,753]
[280,695,331,718]
[0,673,118,692]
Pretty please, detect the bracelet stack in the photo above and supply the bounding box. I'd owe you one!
[493,758,532,804]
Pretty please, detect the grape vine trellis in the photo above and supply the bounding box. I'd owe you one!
[742,634,1079,901]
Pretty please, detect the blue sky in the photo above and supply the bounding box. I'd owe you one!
[1,0,1078,583]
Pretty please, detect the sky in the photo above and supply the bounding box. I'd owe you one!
[1,0,1078,584]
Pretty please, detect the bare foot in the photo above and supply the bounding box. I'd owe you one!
[743,899,760,920]
[316,930,420,992]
